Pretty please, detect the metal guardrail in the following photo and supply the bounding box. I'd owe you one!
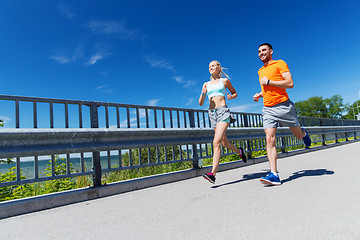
[1,126,360,188]
[0,94,264,129]
[1,94,359,129]
[1,94,360,189]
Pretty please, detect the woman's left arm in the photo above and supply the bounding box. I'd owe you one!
[224,79,237,100]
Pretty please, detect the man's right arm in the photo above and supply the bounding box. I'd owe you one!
[253,92,263,102]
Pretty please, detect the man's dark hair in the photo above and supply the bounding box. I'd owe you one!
[259,43,273,50]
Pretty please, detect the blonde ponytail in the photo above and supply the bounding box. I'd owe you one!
[210,60,231,80]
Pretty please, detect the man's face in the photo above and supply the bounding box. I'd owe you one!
[258,45,273,63]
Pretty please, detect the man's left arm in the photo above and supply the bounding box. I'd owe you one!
[259,71,294,89]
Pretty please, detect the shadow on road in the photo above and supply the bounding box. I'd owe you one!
[281,169,334,184]
[211,171,268,188]
[211,169,334,188]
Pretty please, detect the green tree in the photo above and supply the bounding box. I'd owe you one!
[0,167,34,201]
[343,100,360,119]
[295,96,327,117]
[42,156,76,193]
[324,94,347,119]
[295,95,348,118]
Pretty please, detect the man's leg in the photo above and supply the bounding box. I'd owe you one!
[264,127,278,173]
[290,126,311,147]
[289,126,305,139]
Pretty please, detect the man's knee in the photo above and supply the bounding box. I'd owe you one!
[265,129,277,146]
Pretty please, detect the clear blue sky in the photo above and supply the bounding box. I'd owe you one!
[1,0,360,118]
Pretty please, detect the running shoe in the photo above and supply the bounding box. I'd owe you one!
[260,172,281,186]
[302,128,311,148]
[239,146,247,163]
[202,172,216,184]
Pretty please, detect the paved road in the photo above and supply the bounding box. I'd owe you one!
[1,142,360,240]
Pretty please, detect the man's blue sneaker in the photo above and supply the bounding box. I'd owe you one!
[302,128,311,148]
[260,172,281,186]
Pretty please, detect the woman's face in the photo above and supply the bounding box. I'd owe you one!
[209,61,220,76]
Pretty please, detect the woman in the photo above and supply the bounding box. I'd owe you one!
[199,60,247,184]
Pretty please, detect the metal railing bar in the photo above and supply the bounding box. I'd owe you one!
[33,101,37,128]
[15,100,20,128]
[105,106,109,128]
[65,103,69,128]
[146,108,149,128]
[50,102,54,128]
[154,109,158,128]
[116,106,120,128]
[66,153,71,175]
[126,107,130,128]
[78,104,83,128]
[34,156,39,179]
[136,108,140,128]
[170,110,173,128]
[80,153,85,172]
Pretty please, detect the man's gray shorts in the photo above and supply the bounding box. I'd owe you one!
[208,105,236,128]
[262,100,300,129]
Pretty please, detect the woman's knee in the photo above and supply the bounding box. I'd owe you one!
[213,139,222,149]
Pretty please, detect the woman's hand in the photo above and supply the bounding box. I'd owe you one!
[202,84,207,95]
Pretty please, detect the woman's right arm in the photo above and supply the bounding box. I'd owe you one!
[199,82,207,106]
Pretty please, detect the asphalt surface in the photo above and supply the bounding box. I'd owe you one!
[1,141,360,240]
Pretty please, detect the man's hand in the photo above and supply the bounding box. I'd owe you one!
[253,92,262,102]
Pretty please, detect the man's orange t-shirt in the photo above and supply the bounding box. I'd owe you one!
[258,59,290,107]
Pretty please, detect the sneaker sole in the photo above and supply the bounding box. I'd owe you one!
[260,178,281,186]
[202,174,215,184]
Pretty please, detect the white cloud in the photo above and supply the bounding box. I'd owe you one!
[83,43,112,66]
[49,56,70,64]
[84,20,144,41]
[185,98,194,106]
[96,85,107,90]
[144,55,175,72]
[172,76,184,83]
[84,48,112,66]
[95,84,114,94]
[171,76,196,88]
[85,54,105,66]
[147,99,161,106]
[58,3,76,20]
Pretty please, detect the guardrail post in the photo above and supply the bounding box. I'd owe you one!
[243,114,252,159]
[90,104,102,187]
[188,110,200,169]
[319,119,326,146]
[342,120,349,141]
[280,137,286,153]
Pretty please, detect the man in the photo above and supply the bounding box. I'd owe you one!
[253,43,311,186]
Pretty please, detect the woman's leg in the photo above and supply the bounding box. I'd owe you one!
[221,133,241,154]
[211,122,230,175]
